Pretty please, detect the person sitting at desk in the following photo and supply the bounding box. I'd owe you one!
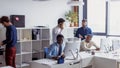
[80,34,100,51]
[47,34,65,60]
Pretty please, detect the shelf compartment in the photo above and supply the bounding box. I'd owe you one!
[32,51,44,60]
[20,29,32,41]
[32,29,41,40]
[32,40,42,51]
[22,54,32,66]
[21,41,32,53]
[41,29,50,40]
[16,55,21,67]
[42,40,50,49]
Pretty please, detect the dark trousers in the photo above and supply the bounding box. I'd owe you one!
[5,47,16,68]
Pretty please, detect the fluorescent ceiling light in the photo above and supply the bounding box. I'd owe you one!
[67,1,84,6]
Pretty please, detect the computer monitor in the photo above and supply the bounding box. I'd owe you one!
[100,38,112,52]
[64,40,80,59]
[112,39,120,50]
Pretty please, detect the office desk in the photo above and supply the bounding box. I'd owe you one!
[31,51,120,68]
[94,53,117,68]
[93,50,120,68]
[30,52,94,68]
[30,59,81,68]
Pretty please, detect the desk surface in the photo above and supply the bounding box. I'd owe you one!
[30,50,120,68]
[30,52,93,68]
[94,50,120,60]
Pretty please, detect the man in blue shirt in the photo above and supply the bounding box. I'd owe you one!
[47,34,65,60]
[75,19,92,40]
[0,16,17,68]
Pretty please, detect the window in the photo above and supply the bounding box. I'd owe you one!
[109,1,120,35]
[92,36,106,47]
[87,0,106,33]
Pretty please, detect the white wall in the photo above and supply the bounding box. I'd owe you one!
[0,0,71,28]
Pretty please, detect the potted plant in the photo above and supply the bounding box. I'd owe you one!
[65,10,78,27]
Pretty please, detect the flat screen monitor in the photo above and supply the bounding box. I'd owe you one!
[64,41,80,59]
[112,39,120,50]
[100,38,112,52]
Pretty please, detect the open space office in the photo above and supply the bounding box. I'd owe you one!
[0,0,120,68]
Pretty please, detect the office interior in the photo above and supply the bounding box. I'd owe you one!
[0,0,120,68]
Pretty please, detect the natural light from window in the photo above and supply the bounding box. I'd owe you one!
[109,1,120,35]
[87,0,106,33]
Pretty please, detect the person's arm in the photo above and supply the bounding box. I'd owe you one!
[47,44,59,60]
[2,29,13,45]
[47,45,54,59]
[88,27,93,34]
[75,28,83,38]
[92,42,100,51]
[75,29,79,38]
[61,44,65,58]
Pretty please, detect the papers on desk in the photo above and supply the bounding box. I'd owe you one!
[33,59,57,65]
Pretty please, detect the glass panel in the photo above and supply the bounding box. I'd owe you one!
[87,0,106,33]
[109,1,120,35]
[92,36,106,48]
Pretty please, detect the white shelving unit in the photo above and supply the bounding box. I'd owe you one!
[15,27,50,68]
[32,27,50,60]
[16,28,32,68]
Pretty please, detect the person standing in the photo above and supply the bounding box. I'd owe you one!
[0,16,17,68]
[52,18,65,42]
[75,19,92,40]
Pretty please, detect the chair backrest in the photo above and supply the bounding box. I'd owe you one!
[44,47,49,58]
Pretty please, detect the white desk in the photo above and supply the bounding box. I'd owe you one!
[30,51,120,68]
[94,52,117,68]
[93,50,120,68]
[30,52,94,68]
[30,59,81,68]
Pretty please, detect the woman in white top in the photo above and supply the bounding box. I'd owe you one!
[52,18,65,42]
[80,34,100,51]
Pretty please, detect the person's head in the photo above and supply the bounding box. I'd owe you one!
[82,19,87,28]
[57,18,65,28]
[56,34,64,45]
[85,34,93,42]
[0,16,11,27]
